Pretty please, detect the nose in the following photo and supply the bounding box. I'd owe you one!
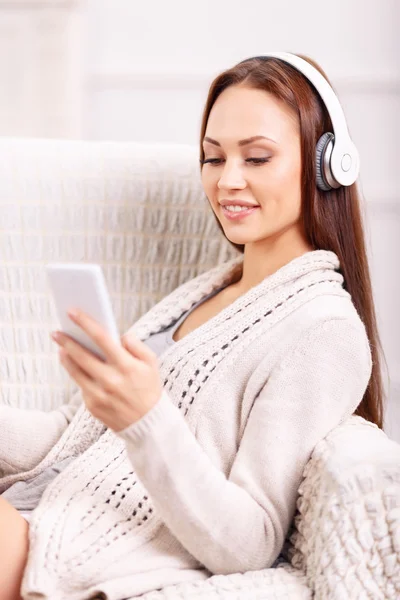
[217,160,246,191]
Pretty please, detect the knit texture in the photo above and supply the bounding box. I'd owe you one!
[138,561,312,599]
[286,416,400,599]
[0,138,236,412]
[2,139,399,600]
[0,249,378,600]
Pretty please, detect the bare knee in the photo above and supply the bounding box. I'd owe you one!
[0,496,30,600]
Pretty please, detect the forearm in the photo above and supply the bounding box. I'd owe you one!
[116,318,372,577]
[0,390,82,477]
[116,391,279,575]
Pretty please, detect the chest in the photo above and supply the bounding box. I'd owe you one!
[172,290,234,343]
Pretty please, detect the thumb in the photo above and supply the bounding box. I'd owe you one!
[121,334,157,363]
[121,334,131,347]
[122,334,136,350]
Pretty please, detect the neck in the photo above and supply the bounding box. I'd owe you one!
[229,229,315,295]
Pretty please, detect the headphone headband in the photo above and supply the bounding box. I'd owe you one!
[244,52,360,187]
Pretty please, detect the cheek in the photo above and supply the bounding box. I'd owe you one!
[268,156,301,188]
[201,170,219,202]
[201,168,216,186]
[282,161,302,218]
[256,164,302,221]
[271,155,301,194]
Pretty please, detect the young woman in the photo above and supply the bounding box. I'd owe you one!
[0,53,384,600]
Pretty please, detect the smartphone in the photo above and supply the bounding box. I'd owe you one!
[46,263,121,362]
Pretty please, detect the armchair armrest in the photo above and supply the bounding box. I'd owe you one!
[286,415,400,600]
[0,389,82,480]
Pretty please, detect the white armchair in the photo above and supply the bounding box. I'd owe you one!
[0,138,399,599]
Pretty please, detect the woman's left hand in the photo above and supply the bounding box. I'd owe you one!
[51,309,163,433]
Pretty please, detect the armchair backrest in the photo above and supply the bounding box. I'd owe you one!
[0,138,236,410]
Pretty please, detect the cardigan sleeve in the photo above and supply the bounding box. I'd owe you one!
[116,317,372,575]
[0,389,82,478]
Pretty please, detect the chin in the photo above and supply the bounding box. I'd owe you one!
[226,228,277,246]
[224,232,258,245]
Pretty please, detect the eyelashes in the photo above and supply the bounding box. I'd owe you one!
[199,157,271,166]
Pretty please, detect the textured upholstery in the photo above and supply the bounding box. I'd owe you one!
[0,138,237,411]
[1,138,399,599]
[286,416,400,599]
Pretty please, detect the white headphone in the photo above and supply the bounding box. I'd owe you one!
[241,52,360,191]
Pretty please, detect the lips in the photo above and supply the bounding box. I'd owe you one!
[221,205,260,221]
[219,201,259,208]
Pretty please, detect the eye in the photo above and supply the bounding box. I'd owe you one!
[200,157,271,166]
[200,158,223,165]
[246,158,271,165]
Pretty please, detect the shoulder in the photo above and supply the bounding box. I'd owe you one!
[284,289,368,342]
[263,290,372,385]
[246,301,373,429]
[278,292,372,388]
[266,282,370,346]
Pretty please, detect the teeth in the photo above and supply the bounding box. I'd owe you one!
[224,205,256,212]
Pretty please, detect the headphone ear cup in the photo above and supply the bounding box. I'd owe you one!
[315,132,335,191]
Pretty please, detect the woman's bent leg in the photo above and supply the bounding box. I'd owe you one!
[0,496,29,600]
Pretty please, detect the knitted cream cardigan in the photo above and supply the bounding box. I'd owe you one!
[0,250,372,600]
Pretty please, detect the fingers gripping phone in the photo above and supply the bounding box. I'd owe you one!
[46,263,121,362]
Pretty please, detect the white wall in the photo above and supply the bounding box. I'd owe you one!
[0,0,84,138]
[0,0,399,440]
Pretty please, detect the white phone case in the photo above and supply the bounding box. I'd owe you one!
[46,263,121,362]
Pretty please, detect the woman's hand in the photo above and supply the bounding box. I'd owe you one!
[51,309,163,433]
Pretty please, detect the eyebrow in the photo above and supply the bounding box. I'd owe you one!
[203,135,278,147]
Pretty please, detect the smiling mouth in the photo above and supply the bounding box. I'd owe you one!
[219,202,260,209]
[222,205,259,211]
[221,205,260,220]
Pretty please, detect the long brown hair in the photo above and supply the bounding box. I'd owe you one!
[199,54,386,429]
